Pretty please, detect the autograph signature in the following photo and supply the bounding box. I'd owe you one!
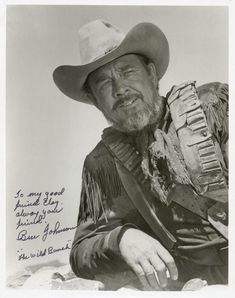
[16,221,78,242]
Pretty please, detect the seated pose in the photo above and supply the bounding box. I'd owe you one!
[53,19,228,290]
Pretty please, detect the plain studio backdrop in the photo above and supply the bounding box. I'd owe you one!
[6,5,228,277]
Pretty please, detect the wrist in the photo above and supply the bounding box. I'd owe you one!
[103,224,138,256]
[117,225,138,247]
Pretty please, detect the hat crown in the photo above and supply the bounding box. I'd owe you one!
[78,19,125,64]
[53,20,169,104]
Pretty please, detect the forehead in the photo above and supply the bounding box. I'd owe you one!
[89,54,144,78]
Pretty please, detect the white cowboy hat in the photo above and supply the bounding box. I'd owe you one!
[53,19,169,104]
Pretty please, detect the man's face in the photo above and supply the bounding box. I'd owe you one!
[87,54,164,132]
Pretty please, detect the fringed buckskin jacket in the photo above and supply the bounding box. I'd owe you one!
[70,82,228,284]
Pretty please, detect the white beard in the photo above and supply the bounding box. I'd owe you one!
[102,97,164,133]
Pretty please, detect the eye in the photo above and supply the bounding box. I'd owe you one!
[123,68,136,77]
[125,69,134,74]
[98,79,112,90]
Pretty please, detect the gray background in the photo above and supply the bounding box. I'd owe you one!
[6,5,228,276]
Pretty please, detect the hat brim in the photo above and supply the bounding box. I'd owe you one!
[53,22,169,104]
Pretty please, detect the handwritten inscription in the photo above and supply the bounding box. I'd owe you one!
[14,188,64,235]
[42,221,78,242]
[13,187,76,261]
[17,240,72,261]
[17,230,40,241]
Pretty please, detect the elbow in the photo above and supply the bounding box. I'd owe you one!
[69,246,95,280]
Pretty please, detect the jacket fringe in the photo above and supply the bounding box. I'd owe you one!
[77,142,123,224]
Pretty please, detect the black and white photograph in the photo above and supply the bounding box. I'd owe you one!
[2,1,234,296]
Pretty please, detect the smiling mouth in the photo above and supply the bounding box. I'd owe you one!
[117,97,139,109]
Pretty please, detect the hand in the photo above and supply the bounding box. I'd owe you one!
[119,228,178,290]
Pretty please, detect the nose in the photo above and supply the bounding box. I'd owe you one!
[112,77,130,99]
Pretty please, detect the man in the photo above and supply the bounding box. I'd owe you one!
[53,19,228,290]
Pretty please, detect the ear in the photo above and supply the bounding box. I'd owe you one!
[147,62,159,89]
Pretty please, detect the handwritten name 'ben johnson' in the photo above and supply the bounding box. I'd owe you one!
[16,221,78,242]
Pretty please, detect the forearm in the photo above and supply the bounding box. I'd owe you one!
[70,224,135,279]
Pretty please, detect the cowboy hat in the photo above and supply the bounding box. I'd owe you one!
[53,19,169,105]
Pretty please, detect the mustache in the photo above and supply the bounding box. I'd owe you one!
[112,93,143,111]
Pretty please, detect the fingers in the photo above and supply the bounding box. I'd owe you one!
[150,256,168,288]
[156,245,178,281]
[132,259,168,289]
[132,264,153,290]
[140,261,160,289]
[129,247,178,290]
[166,258,178,281]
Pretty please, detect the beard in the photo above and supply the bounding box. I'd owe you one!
[101,95,165,133]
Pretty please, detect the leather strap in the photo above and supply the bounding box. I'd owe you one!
[102,129,176,250]
[115,161,176,250]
